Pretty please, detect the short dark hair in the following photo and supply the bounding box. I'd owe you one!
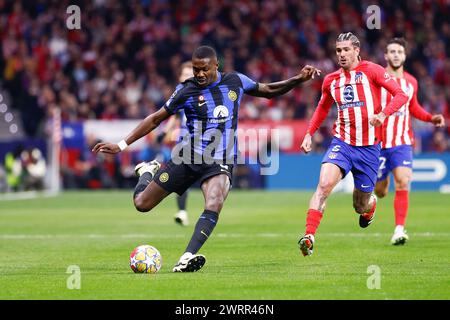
[386,37,407,51]
[336,32,360,48]
[192,46,217,60]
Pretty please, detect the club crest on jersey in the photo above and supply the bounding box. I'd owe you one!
[343,85,354,102]
[199,95,205,101]
[384,72,394,82]
[159,172,169,183]
[355,71,363,83]
[328,152,338,159]
[228,90,237,101]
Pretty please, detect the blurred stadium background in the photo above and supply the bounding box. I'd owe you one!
[0,0,449,195]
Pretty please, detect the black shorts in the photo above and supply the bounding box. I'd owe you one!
[153,160,233,196]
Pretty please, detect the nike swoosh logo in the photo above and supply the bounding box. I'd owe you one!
[361,184,370,188]
[200,230,209,238]
[198,102,207,107]
[403,161,411,165]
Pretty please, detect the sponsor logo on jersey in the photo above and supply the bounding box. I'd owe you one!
[209,105,231,123]
[339,101,365,110]
[340,85,365,109]
[344,85,354,102]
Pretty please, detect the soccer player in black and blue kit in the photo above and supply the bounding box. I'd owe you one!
[93,46,320,272]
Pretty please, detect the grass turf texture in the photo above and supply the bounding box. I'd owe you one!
[0,190,449,300]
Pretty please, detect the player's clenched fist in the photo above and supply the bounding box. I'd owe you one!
[301,133,313,153]
[369,112,387,127]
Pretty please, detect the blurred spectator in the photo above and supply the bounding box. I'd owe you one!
[428,130,450,153]
[0,165,7,192]
[21,148,46,191]
[62,134,117,189]
[3,145,23,192]
[0,0,446,143]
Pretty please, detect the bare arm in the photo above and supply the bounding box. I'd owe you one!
[247,65,321,99]
[92,107,171,154]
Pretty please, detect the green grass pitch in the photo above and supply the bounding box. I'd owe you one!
[0,190,449,300]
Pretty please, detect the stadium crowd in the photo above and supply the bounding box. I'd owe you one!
[1,0,450,189]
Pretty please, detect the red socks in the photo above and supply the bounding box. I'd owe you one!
[394,190,409,226]
[305,209,323,235]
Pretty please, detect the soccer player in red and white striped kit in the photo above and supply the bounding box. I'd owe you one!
[298,32,409,256]
[375,38,445,245]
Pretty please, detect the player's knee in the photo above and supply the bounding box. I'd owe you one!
[134,196,152,213]
[317,179,335,196]
[205,193,225,213]
[375,188,387,198]
[395,177,410,190]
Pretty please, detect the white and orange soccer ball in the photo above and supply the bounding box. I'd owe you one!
[130,245,162,274]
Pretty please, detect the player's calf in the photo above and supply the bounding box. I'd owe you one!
[132,160,170,213]
[359,194,377,228]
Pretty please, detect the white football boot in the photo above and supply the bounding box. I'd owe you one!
[391,226,409,245]
[174,210,189,226]
[134,159,161,178]
[173,252,206,272]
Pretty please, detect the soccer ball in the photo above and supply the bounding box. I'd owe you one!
[130,245,162,273]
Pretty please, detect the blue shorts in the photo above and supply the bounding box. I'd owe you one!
[322,137,381,192]
[377,145,413,181]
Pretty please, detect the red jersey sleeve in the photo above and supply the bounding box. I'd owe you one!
[407,75,432,122]
[370,63,408,116]
[307,75,334,135]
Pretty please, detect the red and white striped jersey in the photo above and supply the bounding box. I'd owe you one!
[307,60,408,147]
[380,71,432,148]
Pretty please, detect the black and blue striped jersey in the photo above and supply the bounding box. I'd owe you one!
[163,72,258,162]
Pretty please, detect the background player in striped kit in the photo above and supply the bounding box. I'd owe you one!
[298,32,408,257]
[93,46,320,271]
[157,61,194,227]
[375,38,445,245]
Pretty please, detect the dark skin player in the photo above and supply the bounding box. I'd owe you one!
[93,52,321,217]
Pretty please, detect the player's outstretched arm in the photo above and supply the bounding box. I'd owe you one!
[92,107,171,154]
[247,65,321,99]
[408,85,446,127]
[156,114,180,144]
